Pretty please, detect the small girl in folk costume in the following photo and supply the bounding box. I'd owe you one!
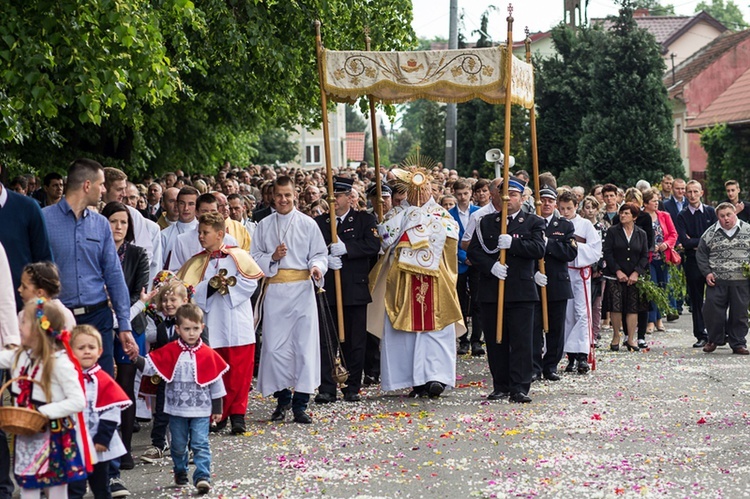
[17,262,75,333]
[68,325,132,499]
[0,299,94,499]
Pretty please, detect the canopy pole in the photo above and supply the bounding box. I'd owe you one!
[315,20,346,342]
[496,5,515,344]
[364,28,384,222]
[525,28,548,334]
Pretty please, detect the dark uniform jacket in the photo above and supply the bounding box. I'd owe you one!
[540,215,577,302]
[314,209,381,306]
[467,210,546,303]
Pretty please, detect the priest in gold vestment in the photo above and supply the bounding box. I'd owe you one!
[367,166,464,398]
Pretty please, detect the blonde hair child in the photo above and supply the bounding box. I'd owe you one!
[0,299,92,499]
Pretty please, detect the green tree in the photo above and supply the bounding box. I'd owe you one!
[536,25,603,180]
[695,0,746,30]
[700,124,750,200]
[633,0,676,15]
[1,0,416,177]
[252,128,298,166]
[346,105,367,133]
[390,128,415,164]
[577,1,682,187]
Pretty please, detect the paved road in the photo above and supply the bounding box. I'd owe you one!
[122,312,750,498]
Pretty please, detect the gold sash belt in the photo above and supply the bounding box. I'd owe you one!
[267,269,310,284]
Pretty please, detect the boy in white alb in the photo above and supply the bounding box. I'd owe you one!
[176,212,263,434]
[557,191,602,373]
[137,304,228,495]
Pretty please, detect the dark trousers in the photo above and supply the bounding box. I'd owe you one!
[274,389,309,413]
[68,461,111,499]
[482,301,535,396]
[71,306,119,480]
[72,306,115,375]
[0,370,12,499]
[319,305,367,396]
[457,267,483,344]
[150,381,169,449]
[363,332,380,378]
[532,300,568,376]
[703,282,750,348]
[685,258,708,340]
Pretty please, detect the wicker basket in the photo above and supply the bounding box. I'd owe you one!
[0,376,49,436]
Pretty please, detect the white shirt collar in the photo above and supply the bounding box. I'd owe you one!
[0,185,6,208]
[688,204,704,214]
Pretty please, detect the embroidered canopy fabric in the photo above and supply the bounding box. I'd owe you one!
[321,45,534,108]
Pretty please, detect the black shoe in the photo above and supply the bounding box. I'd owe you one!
[271,404,291,422]
[693,339,708,348]
[564,361,576,373]
[666,313,679,322]
[132,420,141,433]
[457,342,470,355]
[637,339,647,349]
[427,381,445,398]
[577,360,590,374]
[543,372,561,381]
[314,392,337,404]
[343,392,361,402]
[293,411,312,424]
[209,418,227,433]
[407,385,427,398]
[471,342,485,357]
[119,452,135,470]
[174,471,188,486]
[363,374,379,386]
[625,342,640,352]
[487,390,510,400]
[230,414,246,434]
[530,373,541,383]
[509,392,532,403]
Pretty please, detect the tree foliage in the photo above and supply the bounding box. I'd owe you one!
[1,0,416,176]
[700,124,750,200]
[399,100,446,164]
[536,1,682,188]
[695,0,746,30]
[633,0,676,15]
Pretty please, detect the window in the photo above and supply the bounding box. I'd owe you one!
[306,145,321,164]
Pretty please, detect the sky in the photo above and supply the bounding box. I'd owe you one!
[411,0,750,40]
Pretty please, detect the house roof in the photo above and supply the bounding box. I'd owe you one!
[346,132,365,162]
[593,11,727,54]
[664,29,750,98]
[685,66,750,130]
[512,31,551,50]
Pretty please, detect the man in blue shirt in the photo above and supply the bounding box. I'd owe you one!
[43,158,137,375]
[449,180,482,356]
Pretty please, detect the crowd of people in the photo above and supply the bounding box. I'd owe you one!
[1,158,750,498]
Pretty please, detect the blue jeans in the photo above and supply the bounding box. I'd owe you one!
[73,306,115,376]
[649,259,669,323]
[169,415,211,484]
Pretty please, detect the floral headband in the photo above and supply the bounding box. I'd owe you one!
[151,271,195,299]
[35,298,70,342]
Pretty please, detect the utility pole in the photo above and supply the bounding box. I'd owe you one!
[444,0,458,169]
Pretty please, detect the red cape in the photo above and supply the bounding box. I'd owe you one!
[86,364,132,412]
[147,340,228,387]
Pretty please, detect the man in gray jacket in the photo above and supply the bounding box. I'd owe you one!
[697,202,750,355]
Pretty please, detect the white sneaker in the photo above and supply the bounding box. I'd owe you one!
[196,478,211,494]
